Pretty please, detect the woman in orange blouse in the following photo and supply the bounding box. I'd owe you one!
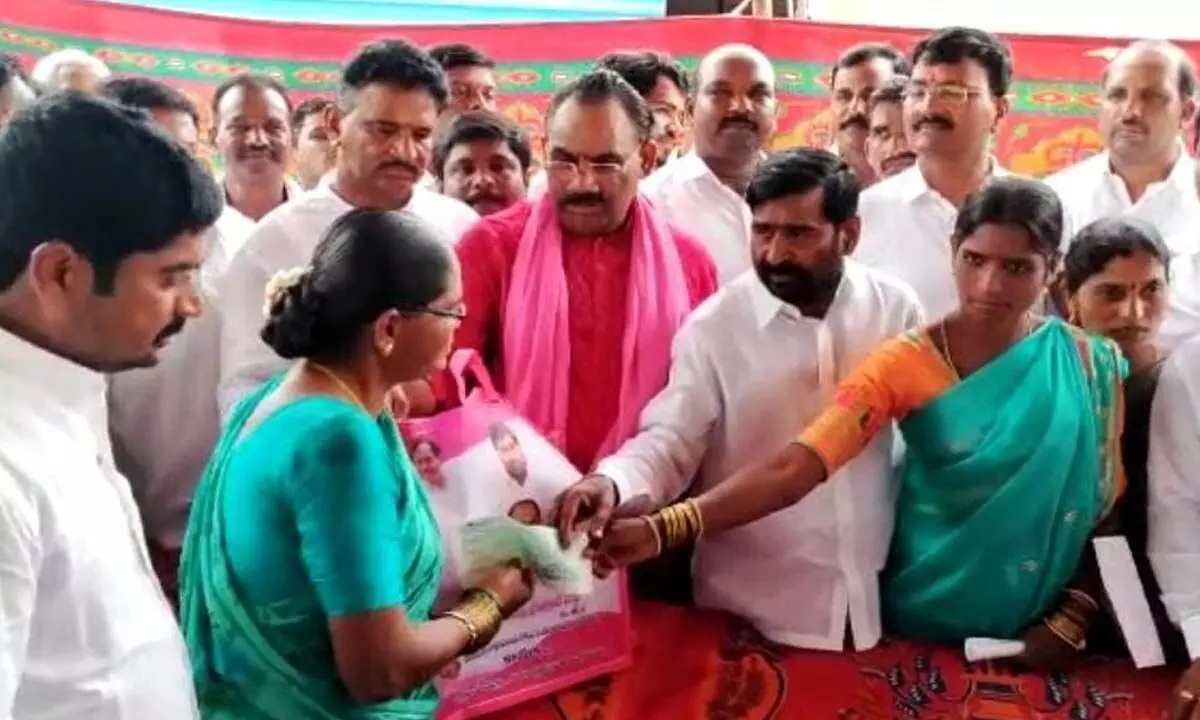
[595,178,1127,670]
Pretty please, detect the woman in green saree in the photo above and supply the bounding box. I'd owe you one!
[586,177,1127,670]
[180,209,534,719]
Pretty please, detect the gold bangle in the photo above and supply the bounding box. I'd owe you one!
[642,515,663,557]
[1066,588,1100,613]
[685,499,705,538]
[442,609,480,649]
[444,588,504,654]
[1043,613,1086,651]
[659,505,679,548]
[653,502,701,551]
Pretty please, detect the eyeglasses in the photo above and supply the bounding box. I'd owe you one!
[902,85,987,106]
[403,303,467,321]
[544,156,630,182]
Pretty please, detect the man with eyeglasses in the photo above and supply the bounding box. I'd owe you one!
[641,44,778,285]
[1046,41,1200,351]
[414,69,717,474]
[852,26,1014,318]
[527,50,692,196]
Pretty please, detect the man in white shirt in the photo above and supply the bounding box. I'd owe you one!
[1147,335,1200,718]
[855,27,1013,318]
[828,43,909,187]
[641,44,777,284]
[1046,42,1199,257]
[100,77,254,605]
[0,93,221,719]
[219,39,478,414]
[211,73,303,236]
[556,149,922,650]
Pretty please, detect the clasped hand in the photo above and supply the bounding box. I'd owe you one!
[553,473,660,576]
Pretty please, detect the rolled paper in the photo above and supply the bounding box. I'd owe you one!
[964,638,1026,662]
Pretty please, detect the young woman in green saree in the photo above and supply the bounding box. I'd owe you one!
[180,210,534,720]
[586,178,1127,670]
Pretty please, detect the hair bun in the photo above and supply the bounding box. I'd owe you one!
[260,267,323,359]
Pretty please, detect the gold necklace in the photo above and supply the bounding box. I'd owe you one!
[940,314,1033,376]
[308,362,368,411]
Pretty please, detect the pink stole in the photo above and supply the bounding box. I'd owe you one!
[501,195,692,462]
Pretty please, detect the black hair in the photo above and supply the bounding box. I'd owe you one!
[0,94,221,292]
[594,50,691,97]
[430,110,532,180]
[290,96,334,132]
[831,43,910,85]
[951,177,1062,260]
[99,77,200,127]
[211,72,293,125]
[869,74,909,111]
[744,148,860,224]
[1063,217,1171,292]
[546,68,654,142]
[341,40,448,113]
[261,209,454,361]
[0,52,31,89]
[489,422,518,447]
[427,43,496,72]
[911,27,1013,97]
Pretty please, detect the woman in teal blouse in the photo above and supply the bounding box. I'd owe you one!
[181,209,534,719]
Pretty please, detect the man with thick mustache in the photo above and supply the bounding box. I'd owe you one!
[211,73,302,237]
[642,44,777,284]
[1047,41,1197,258]
[828,43,909,186]
[1046,41,1200,350]
[422,69,716,473]
[432,110,532,215]
[218,40,477,414]
[853,27,1013,318]
[864,75,917,181]
[556,150,922,646]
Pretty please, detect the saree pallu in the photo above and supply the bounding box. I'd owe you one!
[180,379,444,719]
[884,318,1125,642]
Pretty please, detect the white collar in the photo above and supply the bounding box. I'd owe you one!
[1099,145,1196,198]
[896,158,1011,205]
[0,325,107,409]
[746,263,857,330]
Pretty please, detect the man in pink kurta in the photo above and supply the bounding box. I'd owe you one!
[431,69,716,472]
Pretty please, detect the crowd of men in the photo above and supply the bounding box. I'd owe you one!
[2,23,1200,719]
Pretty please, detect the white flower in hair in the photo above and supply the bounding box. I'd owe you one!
[263,266,310,317]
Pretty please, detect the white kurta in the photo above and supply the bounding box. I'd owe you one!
[217,184,478,416]
[1044,149,1200,257]
[596,263,923,650]
[640,153,754,285]
[854,163,1010,319]
[1148,334,1200,660]
[0,328,197,719]
[106,205,255,551]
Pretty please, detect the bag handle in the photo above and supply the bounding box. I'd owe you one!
[450,349,500,403]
